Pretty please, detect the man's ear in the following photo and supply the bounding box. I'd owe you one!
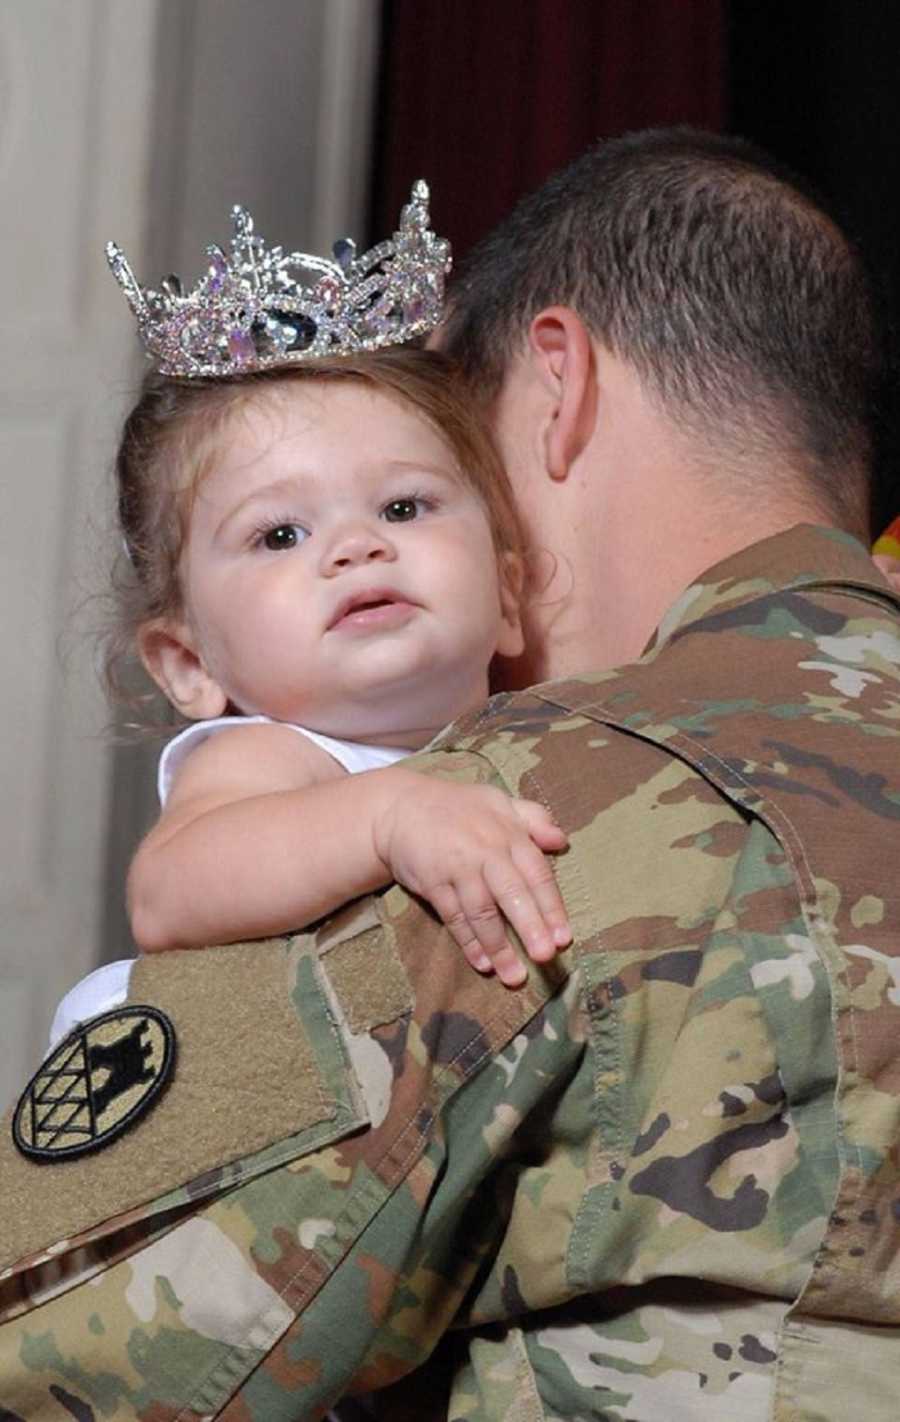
[527,306,596,481]
[495,551,526,659]
[137,618,228,720]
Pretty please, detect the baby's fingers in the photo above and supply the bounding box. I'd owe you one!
[507,841,572,955]
[458,875,529,985]
[429,882,527,986]
[511,799,569,851]
[477,853,558,969]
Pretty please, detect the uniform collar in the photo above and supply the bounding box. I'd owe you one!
[645,523,888,656]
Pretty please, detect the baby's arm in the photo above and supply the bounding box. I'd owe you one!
[129,722,570,985]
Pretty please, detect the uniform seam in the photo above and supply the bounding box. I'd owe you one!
[655,730,865,1340]
[628,727,861,1298]
[179,983,562,1419]
[530,699,859,1307]
[519,750,624,1291]
[666,730,859,1169]
[508,1324,546,1421]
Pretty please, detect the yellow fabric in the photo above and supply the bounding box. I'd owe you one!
[873,515,900,561]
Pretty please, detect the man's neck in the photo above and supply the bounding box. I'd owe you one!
[503,494,838,689]
[495,347,847,689]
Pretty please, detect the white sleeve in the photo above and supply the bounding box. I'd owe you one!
[48,959,136,1051]
[157,716,410,804]
[157,716,275,805]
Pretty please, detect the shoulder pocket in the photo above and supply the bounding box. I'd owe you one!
[0,935,371,1290]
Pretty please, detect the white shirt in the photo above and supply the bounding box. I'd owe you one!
[49,718,412,1048]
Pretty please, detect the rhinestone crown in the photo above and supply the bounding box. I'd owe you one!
[105,180,451,379]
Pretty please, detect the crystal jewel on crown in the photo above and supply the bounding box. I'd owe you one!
[105,180,451,379]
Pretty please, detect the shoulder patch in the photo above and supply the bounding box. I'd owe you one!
[12,1006,176,1162]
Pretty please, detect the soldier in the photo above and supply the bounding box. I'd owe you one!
[2,128,900,1420]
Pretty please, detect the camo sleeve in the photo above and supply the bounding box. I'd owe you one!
[280,713,845,1420]
[0,711,858,1419]
[0,740,576,1419]
[4,522,900,1419]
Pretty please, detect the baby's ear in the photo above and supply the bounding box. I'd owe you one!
[495,552,526,659]
[137,618,228,720]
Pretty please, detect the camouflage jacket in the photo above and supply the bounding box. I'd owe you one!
[2,524,900,1421]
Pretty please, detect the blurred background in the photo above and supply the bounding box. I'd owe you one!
[2,0,898,1103]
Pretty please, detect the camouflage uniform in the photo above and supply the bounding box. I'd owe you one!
[2,524,900,1420]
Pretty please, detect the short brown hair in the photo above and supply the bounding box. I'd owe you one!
[106,348,524,702]
[442,128,881,530]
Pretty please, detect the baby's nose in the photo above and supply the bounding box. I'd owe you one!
[323,522,396,572]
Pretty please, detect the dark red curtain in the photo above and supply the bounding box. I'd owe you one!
[373,0,725,259]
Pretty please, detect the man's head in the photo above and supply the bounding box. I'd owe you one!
[441,127,880,532]
[439,128,883,677]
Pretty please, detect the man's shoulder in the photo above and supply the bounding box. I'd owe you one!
[416,677,751,863]
[418,676,647,797]
[427,676,623,756]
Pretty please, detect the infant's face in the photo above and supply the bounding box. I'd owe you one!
[174,381,522,744]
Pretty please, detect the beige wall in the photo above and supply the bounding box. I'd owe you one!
[0,0,379,1105]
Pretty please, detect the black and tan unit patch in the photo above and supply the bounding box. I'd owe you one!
[12,1006,176,1162]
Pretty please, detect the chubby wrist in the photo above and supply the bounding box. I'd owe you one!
[367,765,425,871]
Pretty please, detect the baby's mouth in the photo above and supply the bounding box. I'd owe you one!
[329,590,417,630]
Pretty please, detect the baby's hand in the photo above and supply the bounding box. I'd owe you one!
[373,776,571,986]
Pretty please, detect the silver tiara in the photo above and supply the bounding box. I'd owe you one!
[105,180,451,379]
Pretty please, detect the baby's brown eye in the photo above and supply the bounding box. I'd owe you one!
[383,498,419,522]
[263,524,305,550]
